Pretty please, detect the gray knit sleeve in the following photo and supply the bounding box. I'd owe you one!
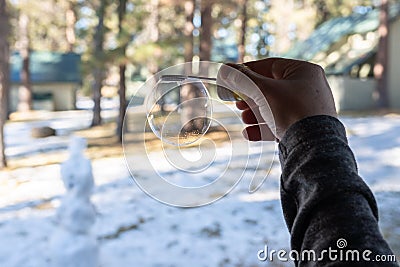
[278,115,398,266]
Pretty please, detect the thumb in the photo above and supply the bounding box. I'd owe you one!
[217,63,277,138]
[217,63,268,101]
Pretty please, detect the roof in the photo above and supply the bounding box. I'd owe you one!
[285,4,400,62]
[10,51,82,84]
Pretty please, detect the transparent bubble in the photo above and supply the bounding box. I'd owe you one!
[145,76,212,146]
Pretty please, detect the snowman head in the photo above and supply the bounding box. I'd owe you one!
[61,136,94,195]
[69,136,87,155]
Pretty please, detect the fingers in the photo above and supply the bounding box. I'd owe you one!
[235,98,258,110]
[241,107,265,124]
[236,99,266,124]
[236,99,273,140]
[243,124,275,142]
[236,100,249,110]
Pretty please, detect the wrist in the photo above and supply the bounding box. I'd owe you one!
[279,115,347,159]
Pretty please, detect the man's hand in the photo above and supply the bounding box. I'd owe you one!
[217,58,337,141]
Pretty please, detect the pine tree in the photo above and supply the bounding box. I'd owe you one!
[117,0,128,142]
[0,0,10,168]
[65,0,77,52]
[184,0,195,63]
[17,12,32,111]
[374,0,389,108]
[237,0,248,63]
[91,0,107,126]
[199,0,213,75]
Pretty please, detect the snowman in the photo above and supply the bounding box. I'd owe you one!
[49,136,98,267]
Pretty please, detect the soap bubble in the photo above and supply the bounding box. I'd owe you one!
[145,76,212,146]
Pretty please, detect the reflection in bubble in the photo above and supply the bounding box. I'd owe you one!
[146,78,212,146]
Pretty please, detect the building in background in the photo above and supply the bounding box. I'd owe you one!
[10,51,81,112]
[286,4,400,111]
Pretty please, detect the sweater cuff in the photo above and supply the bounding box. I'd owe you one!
[279,115,347,160]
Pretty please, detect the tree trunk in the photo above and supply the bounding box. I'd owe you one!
[374,0,390,109]
[117,65,126,142]
[0,0,10,168]
[117,0,127,142]
[315,0,330,26]
[91,0,107,126]
[65,1,77,52]
[92,69,102,126]
[18,12,32,112]
[180,0,197,133]
[237,0,248,63]
[184,0,195,63]
[199,0,213,76]
[146,0,160,74]
[180,0,212,134]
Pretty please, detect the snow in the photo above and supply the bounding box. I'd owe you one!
[0,115,399,267]
[4,108,119,159]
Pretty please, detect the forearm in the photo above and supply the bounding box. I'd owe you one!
[279,115,397,266]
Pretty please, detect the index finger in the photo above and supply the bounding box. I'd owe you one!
[245,57,325,80]
[242,57,283,79]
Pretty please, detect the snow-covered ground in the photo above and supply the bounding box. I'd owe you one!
[0,115,399,267]
[4,109,118,159]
